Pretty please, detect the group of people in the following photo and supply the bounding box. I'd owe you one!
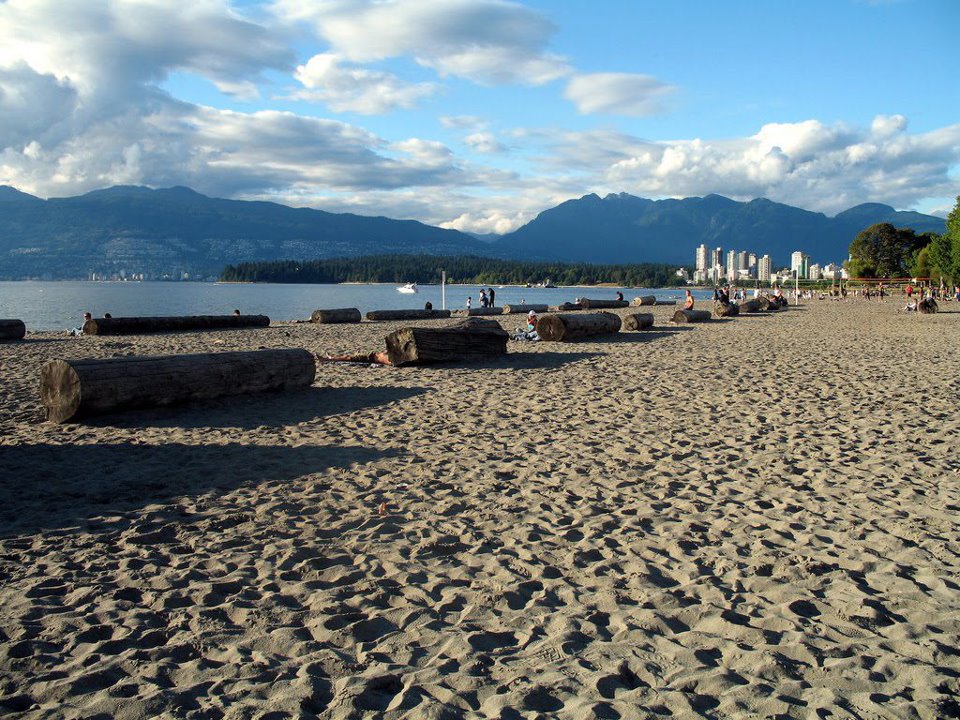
[466,287,497,310]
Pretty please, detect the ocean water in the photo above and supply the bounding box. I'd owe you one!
[0,281,710,331]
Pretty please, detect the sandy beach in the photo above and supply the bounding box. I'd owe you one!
[1,300,958,719]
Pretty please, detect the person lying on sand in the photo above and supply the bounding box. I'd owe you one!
[316,351,393,366]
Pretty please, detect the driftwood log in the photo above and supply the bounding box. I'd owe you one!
[918,298,939,314]
[454,307,504,316]
[366,309,452,321]
[83,315,270,336]
[579,298,629,309]
[632,295,656,306]
[0,319,26,340]
[537,312,621,342]
[672,309,712,324]
[714,302,740,318]
[549,302,582,312]
[738,299,763,313]
[502,304,549,315]
[39,349,317,423]
[384,317,508,366]
[311,308,361,324]
[622,313,654,331]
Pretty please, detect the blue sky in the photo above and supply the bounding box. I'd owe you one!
[0,0,956,234]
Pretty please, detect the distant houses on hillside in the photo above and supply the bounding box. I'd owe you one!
[686,243,848,285]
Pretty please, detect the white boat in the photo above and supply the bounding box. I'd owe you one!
[397,282,418,294]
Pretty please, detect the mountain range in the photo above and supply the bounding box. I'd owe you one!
[0,185,945,279]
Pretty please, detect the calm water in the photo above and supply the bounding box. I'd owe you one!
[0,281,709,331]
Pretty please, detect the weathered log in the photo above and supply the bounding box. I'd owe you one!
[918,298,939,314]
[671,309,712,324]
[83,315,270,336]
[365,309,452,321]
[738,299,763,313]
[311,308,361,324]
[632,295,656,306]
[453,306,504,316]
[579,298,629,309]
[714,302,740,318]
[549,302,582,312]
[622,313,654,331]
[39,349,316,423]
[384,317,508,366]
[0,319,26,340]
[502,304,549,315]
[536,312,621,342]
[754,296,772,311]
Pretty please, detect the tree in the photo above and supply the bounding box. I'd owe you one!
[847,223,929,278]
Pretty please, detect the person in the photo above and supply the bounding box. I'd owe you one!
[479,289,487,308]
[906,284,913,299]
[69,312,92,336]
[683,290,695,311]
[718,285,730,305]
[233,308,241,316]
[488,287,496,306]
[903,298,918,312]
[103,312,112,319]
[317,350,392,366]
[615,291,624,301]
[424,301,433,310]
[466,296,472,310]
[513,310,540,341]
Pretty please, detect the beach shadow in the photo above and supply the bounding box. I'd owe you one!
[435,351,602,370]
[86,386,431,430]
[0,441,405,536]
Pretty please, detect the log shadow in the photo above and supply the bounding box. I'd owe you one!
[433,351,602,370]
[0,442,405,536]
[86,385,431,430]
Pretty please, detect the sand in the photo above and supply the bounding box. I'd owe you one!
[1,300,958,719]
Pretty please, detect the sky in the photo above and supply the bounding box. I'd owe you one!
[0,0,957,235]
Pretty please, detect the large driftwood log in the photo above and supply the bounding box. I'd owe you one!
[502,304,549,315]
[738,299,763,313]
[918,298,939,314]
[714,302,740,318]
[536,312,621,342]
[0,319,26,340]
[83,315,270,336]
[40,349,316,423]
[549,302,582,312]
[311,308,361,324]
[622,313,654,331]
[579,298,629,309]
[632,295,656,306]
[453,307,504,316]
[366,309,452,321]
[672,309,712,324]
[384,317,508,366]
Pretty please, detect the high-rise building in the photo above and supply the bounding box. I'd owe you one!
[748,253,757,268]
[758,255,772,282]
[737,251,748,270]
[695,244,709,271]
[726,250,737,280]
[791,251,809,279]
[808,263,821,280]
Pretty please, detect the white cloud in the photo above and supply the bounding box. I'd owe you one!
[440,115,487,130]
[293,53,436,114]
[465,132,506,154]
[564,72,675,116]
[272,0,570,85]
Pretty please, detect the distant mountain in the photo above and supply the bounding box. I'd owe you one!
[0,185,947,278]
[0,185,482,279]
[492,193,946,267]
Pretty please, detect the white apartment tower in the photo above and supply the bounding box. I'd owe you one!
[791,251,809,280]
[695,244,709,271]
[758,255,772,282]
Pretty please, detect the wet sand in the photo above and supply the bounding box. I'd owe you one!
[1,300,958,719]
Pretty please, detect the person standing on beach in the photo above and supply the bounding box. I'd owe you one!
[466,296,472,310]
[479,289,487,308]
[488,287,496,307]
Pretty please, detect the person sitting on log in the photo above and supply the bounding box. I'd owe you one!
[683,290,695,311]
[513,310,540,341]
[69,312,92,336]
[615,291,624,301]
[718,285,730,305]
[424,301,433,310]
